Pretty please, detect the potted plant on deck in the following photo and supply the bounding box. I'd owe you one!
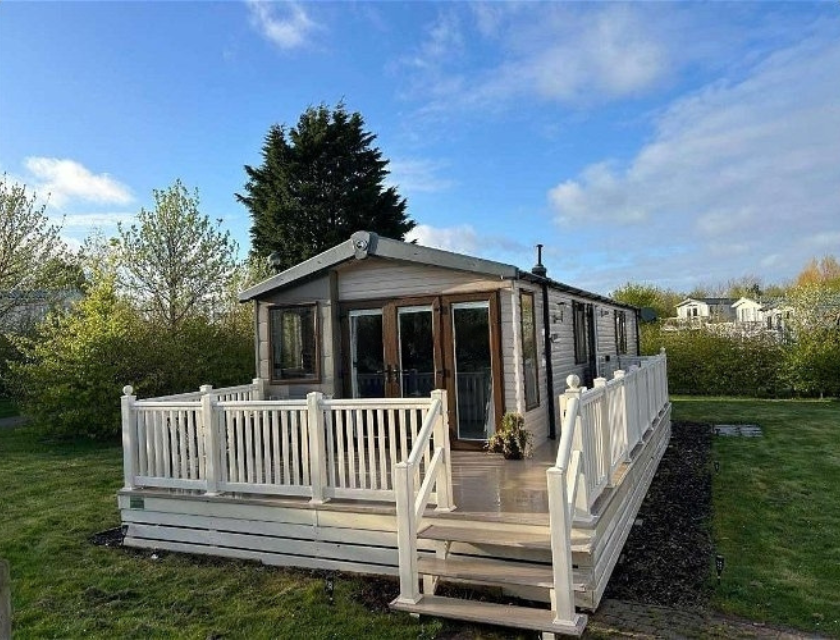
[486,412,533,460]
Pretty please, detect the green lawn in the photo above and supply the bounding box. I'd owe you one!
[672,397,840,637]
[0,426,453,639]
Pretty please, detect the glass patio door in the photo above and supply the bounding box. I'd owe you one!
[349,310,385,398]
[348,304,435,399]
[451,301,494,440]
[396,306,435,398]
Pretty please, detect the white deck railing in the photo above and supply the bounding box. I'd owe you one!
[121,381,451,506]
[546,349,669,629]
[393,389,453,605]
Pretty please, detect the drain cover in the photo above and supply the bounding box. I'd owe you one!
[714,424,763,437]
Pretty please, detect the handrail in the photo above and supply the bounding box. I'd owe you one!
[407,398,441,468]
[393,389,452,606]
[554,396,580,472]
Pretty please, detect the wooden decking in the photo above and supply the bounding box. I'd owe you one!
[448,440,558,519]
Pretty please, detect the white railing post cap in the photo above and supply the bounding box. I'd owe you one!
[566,374,581,389]
[122,385,134,396]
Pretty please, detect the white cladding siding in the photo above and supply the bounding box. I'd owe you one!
[256,276,336,399]
[337,258,507,301]
[547,290,588,399]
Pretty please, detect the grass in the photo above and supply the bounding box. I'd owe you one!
[672,397,840,637]
[0,426,456,639]
[0,398,18,419]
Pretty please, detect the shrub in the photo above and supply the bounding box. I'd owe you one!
[641,324,786,397]
[9,276,253,439]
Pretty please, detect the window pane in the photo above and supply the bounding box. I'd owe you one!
[520,292,540,410]
[270,305,317,381]
[615,310,627,355]
[573,301,588,364]
[453,303,493,440]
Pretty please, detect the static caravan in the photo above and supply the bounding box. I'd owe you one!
[118,231,670,636]
[240,231,641,450]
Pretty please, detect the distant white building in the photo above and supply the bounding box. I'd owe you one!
[675,297,738,322]
[669,296,793,338]
[732,297,764,323]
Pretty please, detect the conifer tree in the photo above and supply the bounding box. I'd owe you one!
[237,103,415,271]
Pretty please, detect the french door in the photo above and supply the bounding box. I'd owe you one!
[344,293,501,447]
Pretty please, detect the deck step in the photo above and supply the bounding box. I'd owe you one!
[418,523,592,554]
[390,595,587,636]
[417,556,585,592]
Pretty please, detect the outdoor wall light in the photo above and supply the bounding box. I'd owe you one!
[553,301,567,323]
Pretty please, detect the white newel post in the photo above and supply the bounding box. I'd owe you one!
[593,377,613,487]
[121,386,137,490]
[201,385,220,495]
[307,392,327,504]
[253,377,267,401]
[394,461,420,604]
[547,466,577,626]
[431,389,453,512]
[613,370,632,463]
[563,376,589,516]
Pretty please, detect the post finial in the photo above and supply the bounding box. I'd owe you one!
[122,385,134,396]
[566,374,580,390]
[660,346,666,355]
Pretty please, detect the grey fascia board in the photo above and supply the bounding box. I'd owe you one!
[238,239,357,302]
[370,235,519,280]
[520,272,639,312]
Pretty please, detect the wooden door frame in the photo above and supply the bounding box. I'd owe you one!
[340,296,441,400]
[441,291,504,450]
[340,291,504,449]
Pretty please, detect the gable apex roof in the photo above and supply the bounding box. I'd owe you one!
[239,231,519,301]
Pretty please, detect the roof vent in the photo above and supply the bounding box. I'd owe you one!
[531,244,547,278]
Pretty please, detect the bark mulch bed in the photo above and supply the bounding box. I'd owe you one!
[604,420,714,608]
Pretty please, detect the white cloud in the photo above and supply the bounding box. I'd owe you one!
[545,34,840,289]
[246,0,319,51]
[406,224,479,255]
[388,158,455,194]
[24,157,132,208]
[403,4,670,112]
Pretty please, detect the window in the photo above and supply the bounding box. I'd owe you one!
[269,304,319,383]
[573,300,589,365]
[614,310,627,355]
[520,291,540,410]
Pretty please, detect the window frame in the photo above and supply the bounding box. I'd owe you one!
[267,302,321,385]
[519,290,540,411]
[614,309,628,355]
[573,300,589,365]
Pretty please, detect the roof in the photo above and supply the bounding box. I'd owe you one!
[676,297,738,307]
[239,231,638,312]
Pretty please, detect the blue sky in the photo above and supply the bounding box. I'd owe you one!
[1,1,839,295]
